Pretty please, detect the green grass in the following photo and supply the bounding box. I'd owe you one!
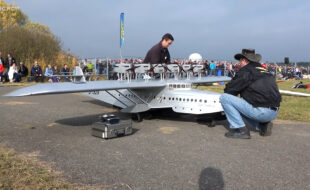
[276,79,310,122]
[198,79,310,122]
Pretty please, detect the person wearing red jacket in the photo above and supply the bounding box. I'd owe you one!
[0,51,4,82]
[0,63,4,82]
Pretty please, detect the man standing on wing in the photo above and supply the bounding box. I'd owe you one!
[220,49,281,139]
[144,33,173,65]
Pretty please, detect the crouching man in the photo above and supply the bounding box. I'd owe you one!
[220,49,281,139]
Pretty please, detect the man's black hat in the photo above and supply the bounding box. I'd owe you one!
[234,49,262,62]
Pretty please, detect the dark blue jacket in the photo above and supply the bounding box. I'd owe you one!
[31,65,42,76]
[62,67,70,75]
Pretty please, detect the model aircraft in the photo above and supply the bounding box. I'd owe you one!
[5,63,231,123]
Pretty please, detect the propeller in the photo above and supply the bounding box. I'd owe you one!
[126,63,140,79]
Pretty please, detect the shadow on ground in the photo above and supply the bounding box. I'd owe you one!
[55,112,130,127]
[199,167,225,190]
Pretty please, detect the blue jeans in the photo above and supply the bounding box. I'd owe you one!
[220,93,278,129]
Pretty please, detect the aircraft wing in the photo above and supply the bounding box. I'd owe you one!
[4,80,166,97]
[5,76,231,97]
[279,90,310,97]
[186,76,231,84]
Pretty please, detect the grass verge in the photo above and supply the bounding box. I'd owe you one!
[0,144,103,190]
[0,144,73,189]
[198,79,310,122]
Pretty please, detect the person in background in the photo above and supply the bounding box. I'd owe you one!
[52,65,59,82]
[82,65,89,73]
[261,63,268,69]
[209,61,216,75]
[0,60,4,83]
[18,62,28,78]
[62,64,71,82]
[83,59,87,69]
[99,60,104,75]
[31,61,44,82]
[96,59,100,74]
[87,62,94,73]
[44,64,53,82]
[0,51,4,68]
[204,61,209,76]
[0,51,7,82]
[8,63,21,82]
[5,53,16,70]
[111,60,115,69]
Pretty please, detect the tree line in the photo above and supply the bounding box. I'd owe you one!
[0,0,76,73]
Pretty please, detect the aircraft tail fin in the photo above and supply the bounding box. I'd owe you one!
[73,66,86,83]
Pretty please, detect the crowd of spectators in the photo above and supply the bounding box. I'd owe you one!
[1,51,309,84]
[0,51,77,83]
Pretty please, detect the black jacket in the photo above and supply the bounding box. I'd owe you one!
[5,57,16,68]
[144,42,170,65]
[62,67,70,75]
[19,65,28,76]
[224,62,281,108]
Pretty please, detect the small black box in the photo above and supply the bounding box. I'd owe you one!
[92,120,132,139]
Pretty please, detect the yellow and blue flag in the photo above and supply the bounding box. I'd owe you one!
[120,12,124,47]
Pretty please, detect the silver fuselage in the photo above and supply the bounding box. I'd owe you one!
[84,80,223,114]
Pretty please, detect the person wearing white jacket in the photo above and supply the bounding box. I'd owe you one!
[8,63,21,82]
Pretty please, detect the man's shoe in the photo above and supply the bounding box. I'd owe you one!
[259,122,273,136]
[225,127,251,139]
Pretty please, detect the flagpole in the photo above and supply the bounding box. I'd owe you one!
[120,12,124,62]
[106,57,109,79]
[120,48,123,62]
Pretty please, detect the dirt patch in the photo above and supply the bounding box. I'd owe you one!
[158,127,180,134]
[0,101,37,105]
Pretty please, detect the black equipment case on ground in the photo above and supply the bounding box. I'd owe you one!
[91,114,132,139]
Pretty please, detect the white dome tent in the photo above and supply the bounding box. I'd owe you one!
[189,53,202,62]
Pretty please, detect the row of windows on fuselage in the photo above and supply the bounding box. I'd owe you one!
[120,93,216,104]
[163,96,215,104]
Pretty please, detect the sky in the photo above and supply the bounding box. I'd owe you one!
[5,0,310,62]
